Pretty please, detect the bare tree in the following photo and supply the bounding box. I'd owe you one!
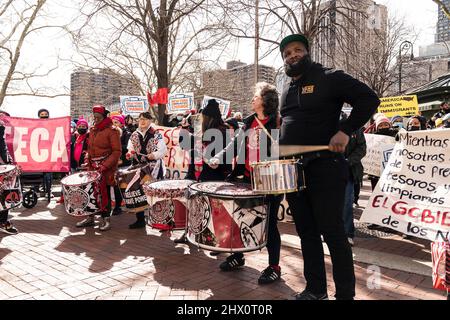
[0,0,70,107]
[352,16,418,97]
[219,0,366,61]
[70,0,231,123]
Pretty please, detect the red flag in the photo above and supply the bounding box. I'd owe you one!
[153,88,168,104]
[147,90,154,107]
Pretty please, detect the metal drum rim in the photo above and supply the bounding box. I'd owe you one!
[61,171,101,186]
[188,182,266,199]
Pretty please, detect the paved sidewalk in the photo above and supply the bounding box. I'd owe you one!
[0,181,447,300]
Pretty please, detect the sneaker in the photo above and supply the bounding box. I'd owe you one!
[348,237,354,246]
[99,217,111,231]
[76,216,95,228]
[129,220,146,229]
[258,266,281,285]
[219,254,245,271]
[295,290,328,300]
[112,207,123,216]
[0,221,18,235]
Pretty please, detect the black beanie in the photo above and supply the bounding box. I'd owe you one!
[202,99,221,119]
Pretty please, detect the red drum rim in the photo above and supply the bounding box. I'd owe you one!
[0,164,18,174]
[144,179,195,197]
[61,171,101,186]
[188,182,265,199]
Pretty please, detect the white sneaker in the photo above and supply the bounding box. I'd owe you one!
[348,237,354,246]
[76,216,95,228]
[99,217,111,231]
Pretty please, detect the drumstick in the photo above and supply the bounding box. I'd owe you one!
[279,145,330,157]
[253,116,276,144]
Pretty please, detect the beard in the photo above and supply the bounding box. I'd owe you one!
[284,54,312,77]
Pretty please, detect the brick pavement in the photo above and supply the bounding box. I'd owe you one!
[0,181,448,300]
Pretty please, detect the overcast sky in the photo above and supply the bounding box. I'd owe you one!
[1,0,440,118]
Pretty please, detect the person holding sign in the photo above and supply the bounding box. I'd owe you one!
[278,34,379,300]
[76,105,121,231]
[126,112,167,229]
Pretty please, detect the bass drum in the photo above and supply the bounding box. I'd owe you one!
[0,164,22,211]
[187,182,268,253]
[61,171,101,216]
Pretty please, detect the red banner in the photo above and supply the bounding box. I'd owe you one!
[3,116,71,172]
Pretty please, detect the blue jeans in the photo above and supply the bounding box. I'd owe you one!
[343,179,355,238]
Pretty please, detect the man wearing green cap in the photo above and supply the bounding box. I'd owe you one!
[278,34,380,300]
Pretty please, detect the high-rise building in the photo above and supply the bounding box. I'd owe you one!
[199,62,277,116]
[311,0,388,79]
[70,68,141,118]
[436,0,450,43]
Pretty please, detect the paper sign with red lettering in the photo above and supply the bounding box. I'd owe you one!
[2,116,71,172]
[154,125,190,179]
[360,129,450,241]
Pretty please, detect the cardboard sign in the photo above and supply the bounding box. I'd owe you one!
[378,95,419,117]
[120,96,148,116]
[360,129,450,241]
[202,96,231,119]
[3,116,71,172]
[154,125,190,179]
[167,93,194,114]
[362,134,396,176]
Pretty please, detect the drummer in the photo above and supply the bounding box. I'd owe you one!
[173,99,233,244]
[76,105,121,231]
[126,112,167,229]
[212,82,283,284]
[0,111,18,235]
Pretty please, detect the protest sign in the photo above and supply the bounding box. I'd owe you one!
[360,129,450,241]
[202,96,231,119]
[154,125,190,179]
[120,96,148,117]
[378,95,419,117]
[3,116,71,172]
[361,134,396,176]
[167,93,194,114]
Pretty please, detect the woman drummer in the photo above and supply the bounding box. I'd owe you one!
[173,99,233,244]
[215,82,283,285]
[0,111,18,235]
[126,112,167,229]
[76,105,121,231]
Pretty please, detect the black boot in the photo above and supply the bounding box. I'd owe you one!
[129,211,146,229]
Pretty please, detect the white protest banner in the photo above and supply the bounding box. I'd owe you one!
[360,129,450,241]
[167,93,194,114]
[154,125,190,179]
[361,134,396,176]
[202,96,231,119]
[120,96,148,117]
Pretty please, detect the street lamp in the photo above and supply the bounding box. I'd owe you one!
[398,40,414,94]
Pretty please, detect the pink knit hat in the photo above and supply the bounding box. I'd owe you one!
[111,115,125,126]
[375,114,390,130]
[76,116,89,127]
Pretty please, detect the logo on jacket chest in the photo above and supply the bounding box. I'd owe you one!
[301,85,315,94]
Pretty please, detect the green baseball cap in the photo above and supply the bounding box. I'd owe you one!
[279,34,309,53]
